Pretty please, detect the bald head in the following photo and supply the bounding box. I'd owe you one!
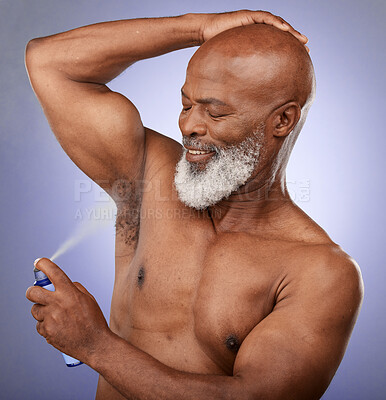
[188,23,315,118]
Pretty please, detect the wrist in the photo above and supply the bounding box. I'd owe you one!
[180,13,208,46]
[84,327,118,370]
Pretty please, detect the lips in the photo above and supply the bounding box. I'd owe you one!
[185,148,216,163]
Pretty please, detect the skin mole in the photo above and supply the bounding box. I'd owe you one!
[137,266,145,288]
[225,334,240,353]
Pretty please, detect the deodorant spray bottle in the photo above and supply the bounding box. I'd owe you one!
[33,266,83,367]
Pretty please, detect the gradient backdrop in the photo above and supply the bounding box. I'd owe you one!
[1,0,385,399]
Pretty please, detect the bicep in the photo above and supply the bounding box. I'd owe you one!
[29,66,146,192]
[233,258,363,400]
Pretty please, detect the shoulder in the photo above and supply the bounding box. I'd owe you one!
[283,243,364,316]
[301,243,362,289]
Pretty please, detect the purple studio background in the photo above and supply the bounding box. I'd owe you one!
[1,0,384,399]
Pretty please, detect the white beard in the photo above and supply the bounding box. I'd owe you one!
[174,125,265,210]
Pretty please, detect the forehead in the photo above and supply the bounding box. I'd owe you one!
[183,56,233,100]
[183,50,279,106]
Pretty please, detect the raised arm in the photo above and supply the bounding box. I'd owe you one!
[25,11,308,197]
[24,15,201,195]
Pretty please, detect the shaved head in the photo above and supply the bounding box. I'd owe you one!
[191,23,315,111]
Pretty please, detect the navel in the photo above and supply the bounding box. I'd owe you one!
[225,334,240,354]
[137,266,145,288]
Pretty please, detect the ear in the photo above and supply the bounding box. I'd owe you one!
[270,102,301,138]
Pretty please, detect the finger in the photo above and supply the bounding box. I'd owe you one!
[31,304,45,321]
[272,15,308,43]
[287,27,308,43]
[305,45,310,53]
[36,321,46,337]
[73,282,96,301]
[26,285,52,305]
[34,258,73,290]
[281,22,308,43]
[253,12,308,44]
[253,11,291,32]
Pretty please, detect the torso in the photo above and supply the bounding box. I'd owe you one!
[96,133,336,399]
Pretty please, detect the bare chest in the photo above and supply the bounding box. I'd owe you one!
[110,229,285,374]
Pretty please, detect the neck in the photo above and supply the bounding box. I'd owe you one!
[208,169,295,233]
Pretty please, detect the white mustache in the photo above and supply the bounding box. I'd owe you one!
[182,136,218,153]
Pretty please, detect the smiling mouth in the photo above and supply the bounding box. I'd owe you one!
[185,148,216,163]
[187,149,212,155]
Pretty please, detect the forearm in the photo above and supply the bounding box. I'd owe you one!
[89,330,245,400]
[26,14,202,84]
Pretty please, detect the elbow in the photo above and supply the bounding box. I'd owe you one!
[25,37,49,74]
[26,37,43,52]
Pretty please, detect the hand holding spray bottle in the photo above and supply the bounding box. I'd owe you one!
[33,263,83,367]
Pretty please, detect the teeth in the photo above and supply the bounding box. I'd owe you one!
[188,149,211,155]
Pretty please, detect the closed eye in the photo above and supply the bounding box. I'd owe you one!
[208,112,226,119]
[206,109,229,119]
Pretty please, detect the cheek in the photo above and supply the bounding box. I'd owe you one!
[209,121,253,146]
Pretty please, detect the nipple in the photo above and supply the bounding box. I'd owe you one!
[225,334,240,353]
[137,266,145,288]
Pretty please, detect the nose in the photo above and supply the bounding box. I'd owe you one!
[179,108,207,138]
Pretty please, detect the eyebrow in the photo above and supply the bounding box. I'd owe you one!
[181,89,228,107]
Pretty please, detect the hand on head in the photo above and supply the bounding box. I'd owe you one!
[200,10,309,52]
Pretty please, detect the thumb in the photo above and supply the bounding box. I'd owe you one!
[34,257,72,289]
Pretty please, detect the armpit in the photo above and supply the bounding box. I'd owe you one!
[114,179,142,246]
